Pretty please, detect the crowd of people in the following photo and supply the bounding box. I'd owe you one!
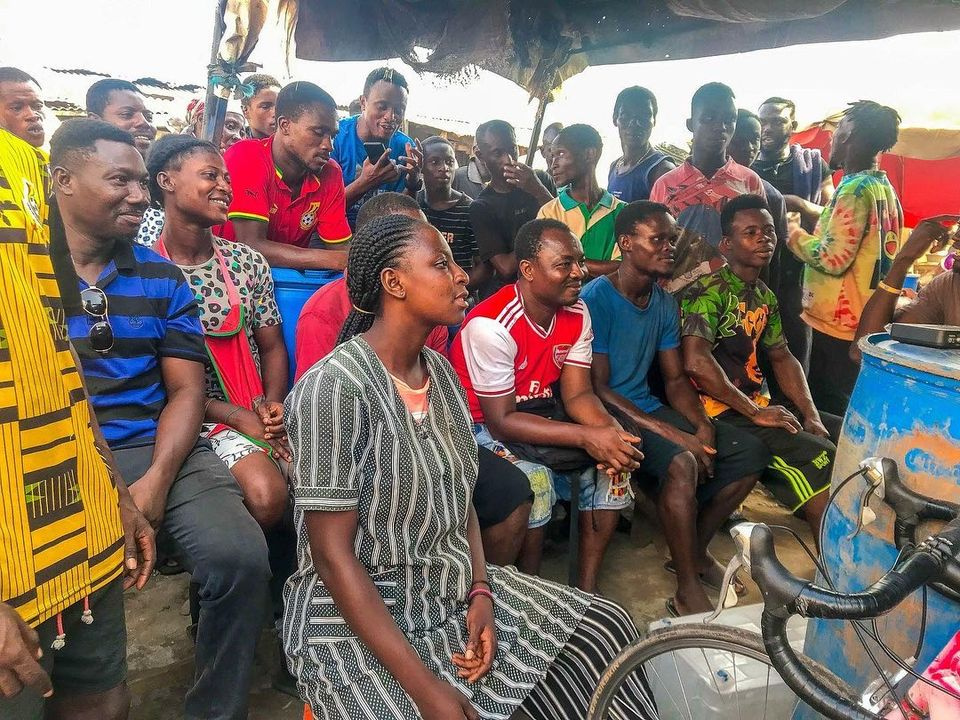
[0,60,958,720]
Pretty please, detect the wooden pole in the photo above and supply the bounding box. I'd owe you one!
[524,91,551,166]
[201,0,228,147]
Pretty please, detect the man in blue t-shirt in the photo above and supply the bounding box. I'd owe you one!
[331,67,424,227]
[582,200,768,616]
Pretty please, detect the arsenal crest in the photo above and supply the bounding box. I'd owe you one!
[552,344,571,368]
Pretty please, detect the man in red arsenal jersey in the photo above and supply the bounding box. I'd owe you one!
[450,218,642,591]
[220,81,351,270]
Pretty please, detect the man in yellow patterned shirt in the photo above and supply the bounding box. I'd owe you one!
[0,127,154,719]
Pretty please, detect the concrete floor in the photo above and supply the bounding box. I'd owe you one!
[125,488,816,719]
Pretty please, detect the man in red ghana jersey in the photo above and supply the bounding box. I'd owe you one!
[449,218,643,592]
[220,81,350,271]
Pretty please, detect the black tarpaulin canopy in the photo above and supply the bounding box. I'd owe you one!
[289,0,960,161]
[291,0,960,97]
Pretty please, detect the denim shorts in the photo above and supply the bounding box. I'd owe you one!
[473,424,632,525]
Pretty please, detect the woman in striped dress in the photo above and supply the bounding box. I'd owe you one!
[282,214,655,720]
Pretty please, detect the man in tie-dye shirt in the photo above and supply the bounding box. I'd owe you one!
[787,101,903,416]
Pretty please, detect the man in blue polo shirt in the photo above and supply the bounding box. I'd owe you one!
[50,118,270,720]
[331,66,424,228]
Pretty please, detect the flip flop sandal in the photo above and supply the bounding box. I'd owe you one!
[665,597,680,618]
[156,556,186,576]
[663,559,747,596]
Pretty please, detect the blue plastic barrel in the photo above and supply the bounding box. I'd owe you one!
[271,268,342,387]
[800,333,960,710]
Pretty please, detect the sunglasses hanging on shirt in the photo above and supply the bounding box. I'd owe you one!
[80,285,114,354]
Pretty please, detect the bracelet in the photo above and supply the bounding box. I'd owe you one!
[877,280,902,295]
[224,406,242,425]
[467,587,494,604]
[471,579,491,589]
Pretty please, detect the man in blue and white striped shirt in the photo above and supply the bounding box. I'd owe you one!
[51,117,270,720]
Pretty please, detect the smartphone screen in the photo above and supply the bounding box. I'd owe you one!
[363,142,386,164]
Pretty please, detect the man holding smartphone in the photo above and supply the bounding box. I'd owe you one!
[331,67,424,228]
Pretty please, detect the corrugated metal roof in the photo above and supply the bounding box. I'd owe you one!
[36,66,204,132]
[46,67,110,77]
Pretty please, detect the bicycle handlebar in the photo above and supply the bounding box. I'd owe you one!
[723,458,960,719]
[741,518,960,620]
[872,457,960,602]
[761,610,878,720]
[732,512,960,720]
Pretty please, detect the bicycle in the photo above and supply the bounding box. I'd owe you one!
[588,457,960,720]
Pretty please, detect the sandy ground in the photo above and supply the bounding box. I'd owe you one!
[125,488,816,719]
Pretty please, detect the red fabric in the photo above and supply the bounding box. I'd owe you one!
[294,278,448,381]
[155,235,267,438]
[217,136,351,247]
[793,127,960,227]
[206,319,267,435]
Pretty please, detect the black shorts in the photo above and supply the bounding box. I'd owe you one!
[0,578,127,719]
[473,445,534,529]
[717,406,838,512]
[621,406,770,504]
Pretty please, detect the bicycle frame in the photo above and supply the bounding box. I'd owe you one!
[588,458,960,720]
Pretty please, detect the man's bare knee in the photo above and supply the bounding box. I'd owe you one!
[660,452,698,505]
[246,484,288,529]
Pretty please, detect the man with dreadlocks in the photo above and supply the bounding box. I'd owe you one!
[786,100,903,415]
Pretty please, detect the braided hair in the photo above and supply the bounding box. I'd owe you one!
[337,214,423,344]
[145,134,219,208]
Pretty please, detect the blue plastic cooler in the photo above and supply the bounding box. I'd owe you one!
[271,268,341,387]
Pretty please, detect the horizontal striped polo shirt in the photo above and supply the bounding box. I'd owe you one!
[537,187,625,262]
[419,193,478,268]
[66,240,206,449]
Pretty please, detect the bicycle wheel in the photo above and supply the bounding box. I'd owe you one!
[588,623,858,720]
